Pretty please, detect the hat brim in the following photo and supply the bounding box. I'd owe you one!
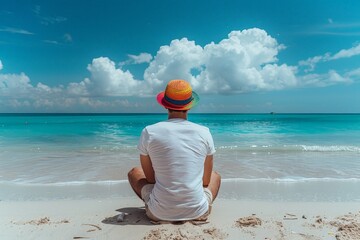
[156,91,199,110]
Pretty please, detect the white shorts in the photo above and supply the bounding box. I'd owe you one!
[141,184,213,221]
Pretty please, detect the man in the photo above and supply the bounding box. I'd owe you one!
[128,79,221,222]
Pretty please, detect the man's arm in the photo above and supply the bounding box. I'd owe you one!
[202,155,213,187]
[140,154,155,184]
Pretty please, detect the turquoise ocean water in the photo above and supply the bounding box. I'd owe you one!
[1,113,360,201]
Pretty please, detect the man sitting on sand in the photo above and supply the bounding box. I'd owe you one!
[128,79,221,222]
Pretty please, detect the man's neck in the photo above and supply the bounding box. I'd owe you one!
[168,110,188,120]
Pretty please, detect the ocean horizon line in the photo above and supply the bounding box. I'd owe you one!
[1,112,360,116]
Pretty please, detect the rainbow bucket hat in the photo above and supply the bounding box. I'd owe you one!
[156,79,199,110]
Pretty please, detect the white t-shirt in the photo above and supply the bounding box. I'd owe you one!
[137,118,216,221]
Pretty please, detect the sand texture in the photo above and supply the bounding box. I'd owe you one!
[1,198,360,240]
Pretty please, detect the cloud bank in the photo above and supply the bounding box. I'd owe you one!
[0,28,359,111]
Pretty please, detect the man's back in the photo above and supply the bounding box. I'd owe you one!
[128,79,220,222]
[138,118,215,220]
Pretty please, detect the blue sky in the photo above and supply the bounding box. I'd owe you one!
[1,0,360,113]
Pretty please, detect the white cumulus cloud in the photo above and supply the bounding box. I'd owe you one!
[144,28,295,94]
[68,57,143,97]
[144,38,204,93]
[0,71,34,97]
[196,29,294,93]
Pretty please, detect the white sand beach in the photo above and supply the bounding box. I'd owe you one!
[1,196,360,240]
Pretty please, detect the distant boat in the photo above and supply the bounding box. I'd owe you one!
[270,112,275,115]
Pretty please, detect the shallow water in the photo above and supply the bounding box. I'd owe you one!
[0,113,359,200]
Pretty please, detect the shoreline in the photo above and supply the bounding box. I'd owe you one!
[1,197,360,239]
[2,179,360,202]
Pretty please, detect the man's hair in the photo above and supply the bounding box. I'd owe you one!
[168,109,188,113]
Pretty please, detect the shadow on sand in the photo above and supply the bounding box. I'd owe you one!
[102,207,153,226]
